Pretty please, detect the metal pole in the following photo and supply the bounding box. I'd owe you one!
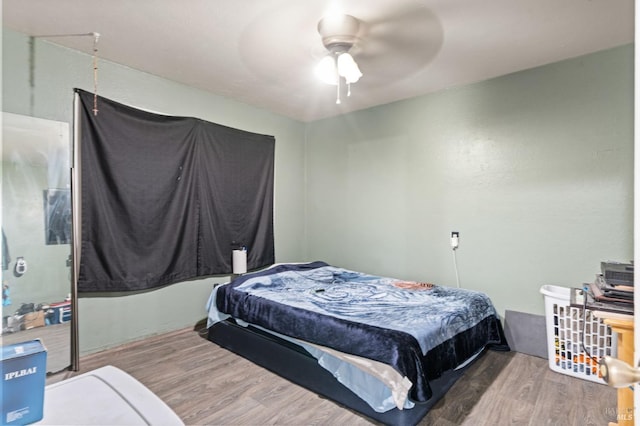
[70,92,81,371]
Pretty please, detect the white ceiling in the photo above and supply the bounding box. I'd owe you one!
[2,0,635,122]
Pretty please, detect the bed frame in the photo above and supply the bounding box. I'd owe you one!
[207,319,479,426]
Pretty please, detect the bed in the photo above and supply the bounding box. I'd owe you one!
[206,261,508,425]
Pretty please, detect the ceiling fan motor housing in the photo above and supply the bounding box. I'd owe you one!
[317,14,361,52]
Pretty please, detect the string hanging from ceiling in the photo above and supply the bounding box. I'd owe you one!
[31,32,101,115]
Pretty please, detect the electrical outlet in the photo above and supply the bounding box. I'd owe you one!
[450,231,459,249]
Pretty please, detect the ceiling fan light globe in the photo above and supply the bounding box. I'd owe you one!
[337,52,362,84]
[316,55,338,85]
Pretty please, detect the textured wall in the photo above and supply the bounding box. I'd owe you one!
[305,45,634,317]
[2,27,633,354]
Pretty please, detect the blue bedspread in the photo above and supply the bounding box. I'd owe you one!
[216,262,508,401]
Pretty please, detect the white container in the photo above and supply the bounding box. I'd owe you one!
[540,285,616,384]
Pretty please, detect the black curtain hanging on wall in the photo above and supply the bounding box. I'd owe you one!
[75,89,275,292]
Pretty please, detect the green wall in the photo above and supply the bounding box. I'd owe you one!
[305,45,634,317]
[2,25,633,354]
[2,29,307,354]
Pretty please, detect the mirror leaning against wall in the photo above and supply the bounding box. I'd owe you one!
[2,112,72,374]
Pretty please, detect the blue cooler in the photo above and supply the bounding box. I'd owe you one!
[49,301,71,324]
[1,340,47,425]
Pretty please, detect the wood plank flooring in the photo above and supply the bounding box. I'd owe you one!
[3,322,71,373]
[48,325,618,425]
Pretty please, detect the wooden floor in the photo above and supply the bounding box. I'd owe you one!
[48,325,618,425]
[3,322,71,373]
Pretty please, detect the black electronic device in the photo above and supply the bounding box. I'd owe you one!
[571,287,633,316]
[601,261,634,286]
[594,275,633,300]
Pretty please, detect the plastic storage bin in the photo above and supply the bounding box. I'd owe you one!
[540,285,616,384]
[49,301,71,324]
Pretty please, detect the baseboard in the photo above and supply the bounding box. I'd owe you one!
[503,310,547,359]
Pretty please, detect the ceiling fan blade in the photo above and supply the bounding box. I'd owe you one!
[236,0,443,90]
[353,4,443,83]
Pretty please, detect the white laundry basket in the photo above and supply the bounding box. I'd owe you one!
[540,285,616,384]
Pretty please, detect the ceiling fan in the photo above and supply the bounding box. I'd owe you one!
[315,14,364,104]
[312,4,443,105]
[235,1,443,111]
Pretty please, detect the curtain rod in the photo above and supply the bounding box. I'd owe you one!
[32,32,99,39]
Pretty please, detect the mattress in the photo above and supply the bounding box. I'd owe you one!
[35,365,183,425]
[208,261,508,413]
